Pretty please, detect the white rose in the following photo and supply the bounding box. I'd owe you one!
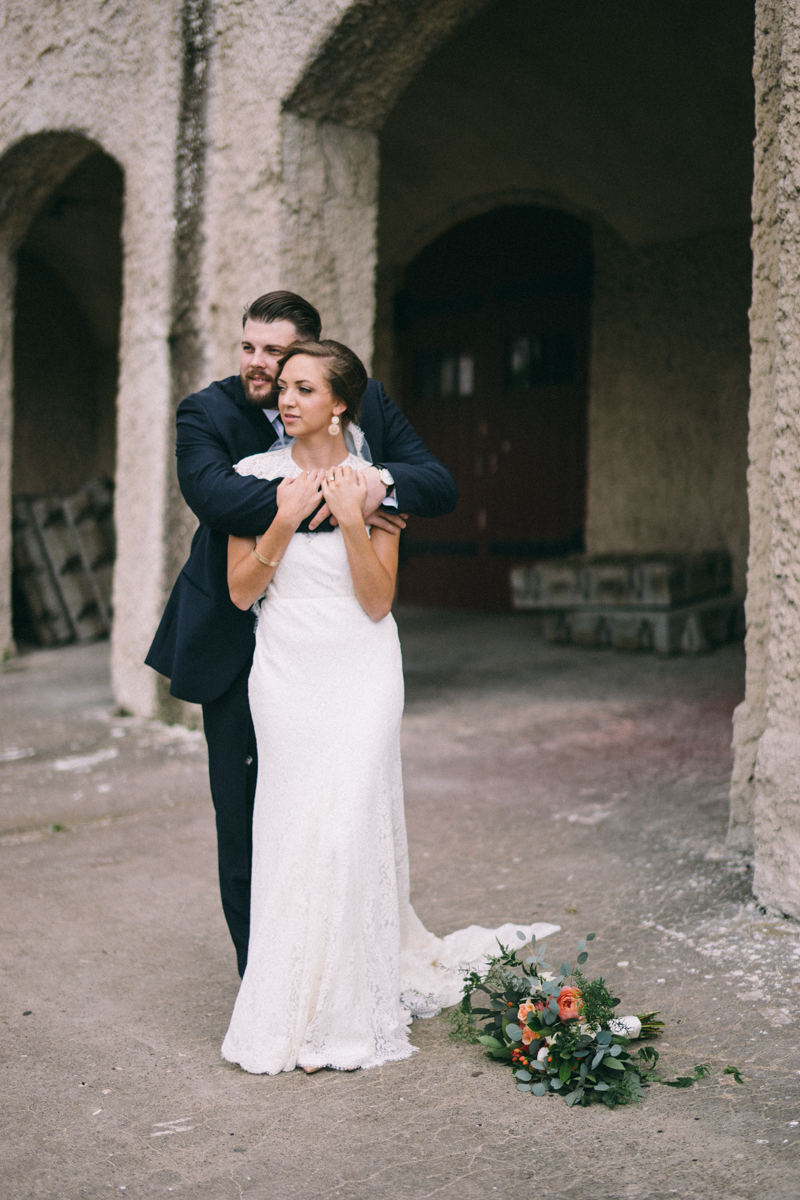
[537,1044,549,1062]
[608,1015,642,1039]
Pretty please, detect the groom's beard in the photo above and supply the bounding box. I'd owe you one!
[241,371,274,407]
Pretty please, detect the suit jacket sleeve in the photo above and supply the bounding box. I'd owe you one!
[372,382,458,518]
[176,393,280,537]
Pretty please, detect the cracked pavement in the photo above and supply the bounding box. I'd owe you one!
[1,610,799,1198]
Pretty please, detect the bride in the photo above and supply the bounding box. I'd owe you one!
[220,339,557,1074]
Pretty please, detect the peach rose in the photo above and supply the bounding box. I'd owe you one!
[520,1026,540,1046]
[518,1001,536,1022]
[557,986,582,1021]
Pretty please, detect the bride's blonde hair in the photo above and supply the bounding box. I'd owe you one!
[275,340,367,426]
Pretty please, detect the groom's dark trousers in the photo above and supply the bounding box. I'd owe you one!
[145,373,457,976]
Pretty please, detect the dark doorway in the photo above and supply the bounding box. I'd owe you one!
[11,151,123,645]
[396,206,592,608]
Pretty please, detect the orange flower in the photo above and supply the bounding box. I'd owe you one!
[518,1001,536,1022]
[520,1026,540,1045]
[557,986,582,1021]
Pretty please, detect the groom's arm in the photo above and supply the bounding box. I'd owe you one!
[175,394,280,537]
[369,381,458,518]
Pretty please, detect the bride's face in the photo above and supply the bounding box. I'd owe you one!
[276,355,346,438]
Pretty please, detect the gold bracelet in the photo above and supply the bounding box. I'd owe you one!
[253,548,281,568]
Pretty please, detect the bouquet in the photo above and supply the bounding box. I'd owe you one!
[455,931,667,1108]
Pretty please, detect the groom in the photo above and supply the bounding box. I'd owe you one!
[146,291,458,975]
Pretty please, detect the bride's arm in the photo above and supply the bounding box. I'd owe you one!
[322,467,399,622]
[228,471,326,609]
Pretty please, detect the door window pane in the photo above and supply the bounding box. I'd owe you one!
[415,350,474,399]
[506,332,576,387]
[458,353,474,396]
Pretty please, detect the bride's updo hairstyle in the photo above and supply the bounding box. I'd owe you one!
[275,339,367,427]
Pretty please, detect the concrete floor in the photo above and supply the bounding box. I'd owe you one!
[1,610,799,1199]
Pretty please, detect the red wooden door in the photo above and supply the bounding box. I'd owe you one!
[396,207,592,609]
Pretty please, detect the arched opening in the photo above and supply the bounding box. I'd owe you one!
[9,149,123,647]
[369,0,754,618]
[396,205,592,608]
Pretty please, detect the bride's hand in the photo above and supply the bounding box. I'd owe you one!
[321,465,368,527]
[276,470,325,525]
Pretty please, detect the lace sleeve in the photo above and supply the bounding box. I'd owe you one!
[234,448,294,480]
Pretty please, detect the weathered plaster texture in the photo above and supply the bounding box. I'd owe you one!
[0,1,183,713]
[280,114,378,366]
[730,0,781,853]
[586,225,751,595]
[752,0,800,915]
[374,0,753,594]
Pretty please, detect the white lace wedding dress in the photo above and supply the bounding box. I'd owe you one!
[220,443,559,1074]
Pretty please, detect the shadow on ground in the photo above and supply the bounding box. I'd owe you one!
[1,609,798,1199]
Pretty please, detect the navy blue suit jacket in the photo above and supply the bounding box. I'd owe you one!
[145,374,458,703]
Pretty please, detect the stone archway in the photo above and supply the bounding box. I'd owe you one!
[0,132,124,658]
[278,0,497,368]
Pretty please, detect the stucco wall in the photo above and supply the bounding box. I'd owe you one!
[730,0,781,853]
[750,0,800,916]
[587,225,751,593]
[0,1,182,717]
[373,0,754,597]
[0,0,758,732]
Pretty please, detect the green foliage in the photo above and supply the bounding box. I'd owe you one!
[447,1005,481,1043]
[571,970,618,1029]
[660,1063,711,1088]
[453,927,739,1111]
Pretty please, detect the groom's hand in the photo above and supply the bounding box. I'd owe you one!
[365,510,408,534]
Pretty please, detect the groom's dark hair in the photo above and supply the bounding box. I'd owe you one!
[243,291,322,341]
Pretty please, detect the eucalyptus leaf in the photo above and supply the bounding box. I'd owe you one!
[593,1082,609,1091]
[560,961,573,977]
[550,1078,564,1090]
[548,997,560,1013]
[603,1057,625,1071]
[532,1083,547,1096]
[591,1051,605,1069]
[577,939,586,952]
[517,1083,532,1092]
[505,1024,522,1042]
[565,1089,584,1107]
[515,1070,532,1081]
[609,1044,622,1057]
[586,933,596,941]
[517,931,526,941]
[596,1031,612,1046]
[576,952,589,965]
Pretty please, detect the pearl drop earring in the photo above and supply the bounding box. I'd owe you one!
[328,414,341,436]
